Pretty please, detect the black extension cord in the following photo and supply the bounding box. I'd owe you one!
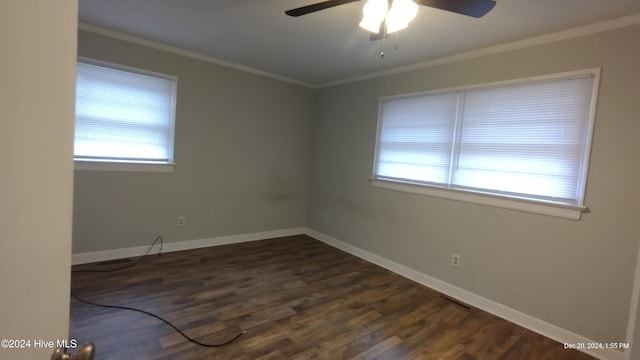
[72,235,163,273]
[71,236,245,348]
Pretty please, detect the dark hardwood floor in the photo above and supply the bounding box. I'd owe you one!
[70,235,596,360]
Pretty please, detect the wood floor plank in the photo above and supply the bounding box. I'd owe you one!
[70,235,597,360]
[349,336,403,360]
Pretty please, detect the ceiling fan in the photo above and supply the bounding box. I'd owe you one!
[285,0,496,41]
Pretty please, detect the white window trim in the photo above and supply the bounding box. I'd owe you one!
[74,160,175,173]
[371,68,601,220]
[370,178,586,220]
[74,57,178,172]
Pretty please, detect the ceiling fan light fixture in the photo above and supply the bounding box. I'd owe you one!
[385,19,409,33]
[360,0,418,34]
[359,0,388,33]
[359,18,384,33]
[386,0,418,33]
[392,0,418,22]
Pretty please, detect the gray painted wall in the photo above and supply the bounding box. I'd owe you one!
[73,31,315,253]
[307,25,640,343]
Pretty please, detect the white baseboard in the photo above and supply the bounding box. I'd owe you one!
[305,228,625,360]
[71,227,306,265]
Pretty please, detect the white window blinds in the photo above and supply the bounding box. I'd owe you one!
[376,92,458,184]
[373,71,598,207]
[74,61,176,163]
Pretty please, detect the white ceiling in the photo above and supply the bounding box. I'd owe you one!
[78,0,640,86]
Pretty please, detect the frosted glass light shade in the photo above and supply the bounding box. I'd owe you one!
[360,0,418,34]
[386,0,418,33]
[359,0,389,33]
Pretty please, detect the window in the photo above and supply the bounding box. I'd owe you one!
[74,59,177,171]
[371,69,600,219]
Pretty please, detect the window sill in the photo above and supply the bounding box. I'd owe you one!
[369,178,586,220]
[74,160,175,173]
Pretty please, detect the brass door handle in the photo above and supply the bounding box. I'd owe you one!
[50,343,95,360]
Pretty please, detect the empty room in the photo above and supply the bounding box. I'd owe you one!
[3,1,640,360]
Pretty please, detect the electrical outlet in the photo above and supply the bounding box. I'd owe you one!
[322,213,329,222]
[451,253,461,268]
[177,216,186,227]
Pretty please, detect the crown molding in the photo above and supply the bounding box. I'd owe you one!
[79,13,640,89]
[320,13,640,88]
[77,23,317,89]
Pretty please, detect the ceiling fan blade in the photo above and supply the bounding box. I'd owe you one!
[285,0,360,17]
[415,0,496,18]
